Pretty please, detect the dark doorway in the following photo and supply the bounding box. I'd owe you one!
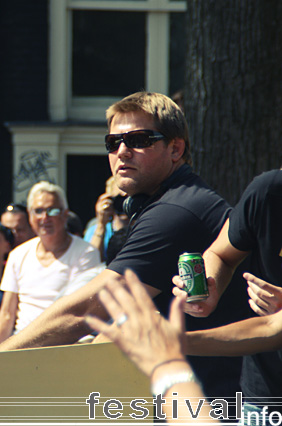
[67,155,112,230]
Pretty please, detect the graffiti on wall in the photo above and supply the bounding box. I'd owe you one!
[14,151,58,194]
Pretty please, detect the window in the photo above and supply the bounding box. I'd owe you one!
[72,10,146,97]
[49,0,187,122]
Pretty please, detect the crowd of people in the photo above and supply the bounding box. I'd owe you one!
[0,91,281,425]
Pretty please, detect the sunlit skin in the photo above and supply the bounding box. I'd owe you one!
[29,192,68,239]
[1,212,35,247]
[108,111,184,197]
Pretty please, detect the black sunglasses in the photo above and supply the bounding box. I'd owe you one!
[105,129,166,153]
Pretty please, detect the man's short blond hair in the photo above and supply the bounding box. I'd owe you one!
[106,91,192,165]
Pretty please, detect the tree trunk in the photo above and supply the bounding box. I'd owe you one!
[184,0,282,205]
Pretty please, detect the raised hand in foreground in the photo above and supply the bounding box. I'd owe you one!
[85,270,214,424]
[86,269,187,377]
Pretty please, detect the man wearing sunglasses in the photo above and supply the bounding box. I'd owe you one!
[0,181,101,343]
[0,93,248,402]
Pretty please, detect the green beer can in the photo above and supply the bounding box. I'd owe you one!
[178,252,209,302]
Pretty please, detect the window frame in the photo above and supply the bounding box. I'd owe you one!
[49,0,186,122]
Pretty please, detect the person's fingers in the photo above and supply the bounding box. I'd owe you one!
[243,272,268,287]
[172,286,187,298]
[177,276,217,316]
[97,287,127,322]
[248,299,268,316]
[98,193,112,202]
[243,272,258,282]
[104,277,141,326]
[247,285,280,314]
[102,271,157,333]
[92,332,113,344]
[96,194,114,214]
[243,273,279,295]
[172,286,203,312]
[172,275,185,289]
[85,315,117,339]
[169,292,186,333]
[247,280,280,303]
[182,303,204,315]
[247,284,271,310]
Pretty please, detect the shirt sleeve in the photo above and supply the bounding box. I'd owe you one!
[228,171,279,251]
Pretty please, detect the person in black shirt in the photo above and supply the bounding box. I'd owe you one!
[174,169,282,422]
[0,92,248,403]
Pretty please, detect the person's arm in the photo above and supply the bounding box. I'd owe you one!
[0,268,160,351]
[86,269,215,424]
[90,194,114,261]
[0,291,18,343]
[183,308,282,357]
[150,360,212,424]
[0,269,115,351]
[173,219,250,317]
[244,272,282,315]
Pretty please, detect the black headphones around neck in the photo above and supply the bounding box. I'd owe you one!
[122,164,192,220]
[122,193,151,219]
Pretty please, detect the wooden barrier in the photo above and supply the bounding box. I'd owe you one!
[0,342,153,424]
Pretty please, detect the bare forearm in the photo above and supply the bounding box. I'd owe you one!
[0,323,81,351]
[203,218,249,300]
[0,308,90,351]
[90,223,106,261]
[203,250,234,298]
[151,361,214,424]
[0,292,18,344]
[0,318,14,344]
[0,270,116,351]
[184,311,282,357]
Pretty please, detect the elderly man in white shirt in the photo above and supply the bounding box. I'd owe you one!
[0,181,101,341]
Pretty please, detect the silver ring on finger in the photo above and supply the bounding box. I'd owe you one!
[116,313,128,327]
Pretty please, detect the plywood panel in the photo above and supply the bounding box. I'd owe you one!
[0,342,153,423]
